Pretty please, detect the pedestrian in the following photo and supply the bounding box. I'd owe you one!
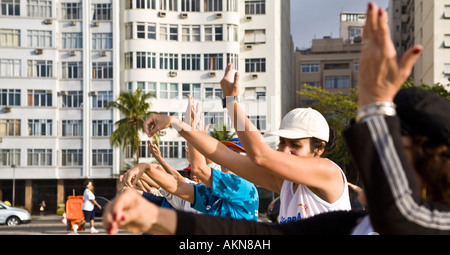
[77,180,102,233]
[102,2,449,235]
[39,200,46,216]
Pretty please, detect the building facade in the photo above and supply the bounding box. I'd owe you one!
[0,0,293,214]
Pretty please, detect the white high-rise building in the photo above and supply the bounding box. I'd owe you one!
[0,0,120,212]
[122,0,294,170]
[0,0,293,213]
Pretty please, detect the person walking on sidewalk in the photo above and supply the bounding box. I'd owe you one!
[77,180,102,233]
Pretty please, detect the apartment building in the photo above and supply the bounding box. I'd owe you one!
[0,0,293,214]
[0,0,120,213]
[122,0,294,170]
[414,0,450,86]
[295,12,363,107]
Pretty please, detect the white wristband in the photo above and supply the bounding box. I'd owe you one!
[356,101,397,123]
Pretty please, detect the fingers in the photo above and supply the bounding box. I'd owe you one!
[234,71,240,88]
[399,45,423,81]
[364,2,378,41]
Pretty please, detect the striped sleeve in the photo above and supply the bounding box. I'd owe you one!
[343,115,450,234]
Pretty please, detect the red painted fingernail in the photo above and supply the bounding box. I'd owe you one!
[368,3,373,10]
[378,9,383,16]
[113,213,117,221]
[413,48,422,54]
[121,216,125,222]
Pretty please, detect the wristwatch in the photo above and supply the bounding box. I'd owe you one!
[222,96,239,108]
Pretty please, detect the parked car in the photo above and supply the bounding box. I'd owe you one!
[93,196,110,217]
[266,196,280,223]
[0,201,32,226]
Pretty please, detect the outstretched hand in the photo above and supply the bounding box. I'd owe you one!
[220,63,240,98]
[358,2,422,107]
[143,113,172,138]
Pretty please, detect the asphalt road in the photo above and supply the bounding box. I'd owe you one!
[0,214,131,235]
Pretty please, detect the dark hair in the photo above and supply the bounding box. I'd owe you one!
[310,128,337,154]
[410,135,450,204]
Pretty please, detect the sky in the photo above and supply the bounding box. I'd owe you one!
[290,0,390,49]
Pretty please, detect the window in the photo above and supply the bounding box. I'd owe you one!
[244,29,265,44]
[92,3,111,20]
[125,52,133,69]
[324,63,349,70]
[245,58,265,72]
[192,25,200,41]
[160,24,178,41]
[204,111,226,129]
[92,120,112,136]
[227,24,238,41]
[62,120,82,136]
[204,85,222,100]
[92,91,112,108]
[0,29,20,47]
[92,62,113,79]
[137,81,156,95]
[137,52,156,69]
[226,53,238,70]
[169,25,178,41]
[160,0,177,11]
[61,2,82,20]
[354,62,359,72]
[92,149,112,166]
[92,33,112,49]
[27,0,52,17]
[204,25,225,42]
[62,62,83,79]
[130,0,156,9]
[159,141,179,158]
[27,89,52,106]
[27,30,52,48]
[325,76,350,89]
[204,54,223,70]
[181,54,201,70]
[125,23,133,39]
[182,83,201,99]
[61,149,82,166]
[1,0,20,16]
[226,0,237,11]
[244,87,265,100]
[28,119,52,136]
[204,0,222,12]
[148,23,156,39]
[0,119,20,136]
[0,89,20,106]
[27,149,52,166]
[159,53,178,70]
[249,115,266,130]
[245,0,265,15]
[62,33,82,49]
[181,26,190,41]
[0,149,20,166]
[27,60,53,77]
[181,0,199,12]
[301,64,319,73]
[0,59,21,77]
[159,83,178,99]
[61,91,83,108]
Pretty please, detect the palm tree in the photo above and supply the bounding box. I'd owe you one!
[107,89,157,163]
[208,123,236,141]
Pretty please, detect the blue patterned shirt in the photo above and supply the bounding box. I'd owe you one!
[192,168,259,221]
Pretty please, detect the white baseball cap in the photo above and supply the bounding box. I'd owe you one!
[267,108,329,142]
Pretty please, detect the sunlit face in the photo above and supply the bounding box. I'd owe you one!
[277,137,316,157]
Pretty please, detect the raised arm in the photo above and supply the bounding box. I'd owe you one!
[147,140,185,183]
[122,163,195,204]
[220,64,342,192]
[144,114,282,193]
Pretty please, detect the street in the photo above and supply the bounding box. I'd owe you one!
[0,214,131,235]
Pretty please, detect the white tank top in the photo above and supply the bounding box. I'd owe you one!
[278,161,351,223]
